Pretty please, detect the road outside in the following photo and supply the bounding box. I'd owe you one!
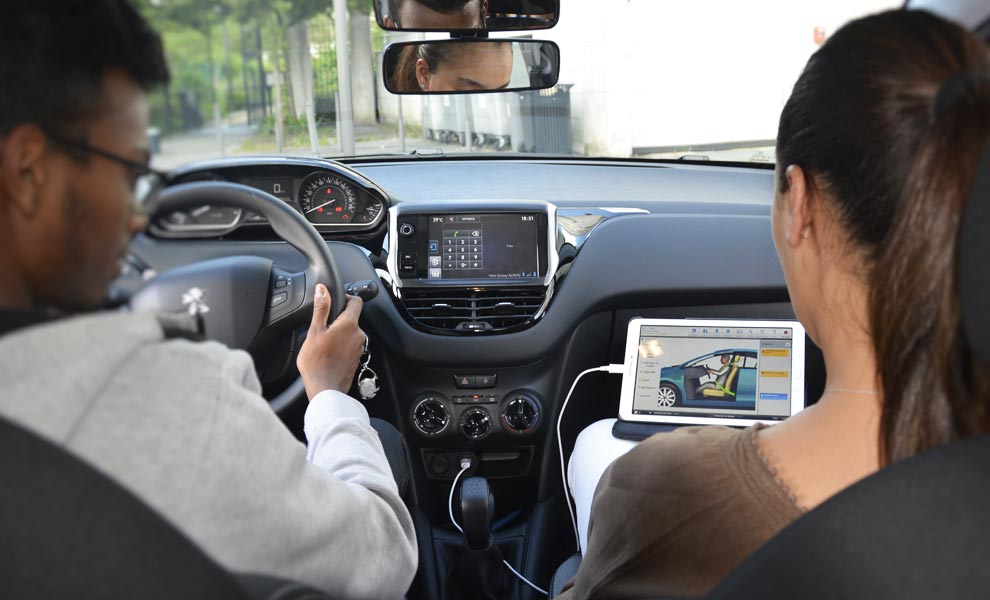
[152,121,500,172]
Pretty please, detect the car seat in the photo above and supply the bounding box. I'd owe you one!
[0,414,334,600]
[700,364,739,398]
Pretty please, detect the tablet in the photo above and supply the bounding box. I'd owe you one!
[618,318,806,427]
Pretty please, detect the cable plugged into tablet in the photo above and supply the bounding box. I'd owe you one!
[557,364,624,553]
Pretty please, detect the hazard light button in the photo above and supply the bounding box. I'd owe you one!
[454,375,477,389]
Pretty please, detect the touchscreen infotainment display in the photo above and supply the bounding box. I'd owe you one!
[425,214,541,280]
[630,323,798,422]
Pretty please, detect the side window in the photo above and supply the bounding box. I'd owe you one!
[744,356,758,368]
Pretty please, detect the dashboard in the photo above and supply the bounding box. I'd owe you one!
[131,154,816,600]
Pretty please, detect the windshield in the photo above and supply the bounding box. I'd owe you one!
[139,1,898,170]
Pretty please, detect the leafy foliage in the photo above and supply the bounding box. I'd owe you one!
[135,0,353,133]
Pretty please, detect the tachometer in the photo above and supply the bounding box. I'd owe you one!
[298,172,358,225]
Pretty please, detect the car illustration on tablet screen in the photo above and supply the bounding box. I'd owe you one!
[657,349,758,408]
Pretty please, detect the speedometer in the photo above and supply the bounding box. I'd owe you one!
[298,172,358,225]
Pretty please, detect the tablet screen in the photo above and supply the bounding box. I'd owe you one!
[631,323,799,422]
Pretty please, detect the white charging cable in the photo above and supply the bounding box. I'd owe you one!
[448,459,472,536]
[449,458,549,596]
[557,364,624,552]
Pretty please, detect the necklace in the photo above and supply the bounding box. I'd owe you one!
[823,387,880,395]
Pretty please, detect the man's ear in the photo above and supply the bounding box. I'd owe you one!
[782,164,814,249]
[0,124,49,218]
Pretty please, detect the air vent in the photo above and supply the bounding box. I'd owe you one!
[398,286,549,333]
[412,396,450,435]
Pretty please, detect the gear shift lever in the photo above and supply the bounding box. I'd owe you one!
[449,475,511,599]
[460,476,494,550]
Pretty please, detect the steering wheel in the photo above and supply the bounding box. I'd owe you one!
[129,181,346,414]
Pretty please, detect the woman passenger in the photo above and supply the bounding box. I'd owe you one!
[389,41,512,92]
[558,9,990,599]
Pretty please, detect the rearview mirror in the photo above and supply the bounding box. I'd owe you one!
[383,39,560,94]
[374,0,559,32]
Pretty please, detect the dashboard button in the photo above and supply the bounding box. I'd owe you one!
[270,292,288,307]
[454,375,477,389]
[399,223,415,237]
[274,279,288,289]
[477,374,497,388]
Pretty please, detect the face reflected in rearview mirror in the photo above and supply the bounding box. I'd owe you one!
[378,0,485,31]
[383,39,560,94]
[375,0,559,32]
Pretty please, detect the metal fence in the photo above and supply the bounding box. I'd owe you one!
[420,86,574,154]
[307,17,338,120]
[239,23,268,126]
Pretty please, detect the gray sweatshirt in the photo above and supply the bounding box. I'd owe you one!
[0,311,417,599]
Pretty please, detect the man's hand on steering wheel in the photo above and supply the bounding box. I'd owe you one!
[296,284,366,400]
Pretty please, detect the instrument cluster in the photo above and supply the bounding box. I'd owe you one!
[152,163,387,238]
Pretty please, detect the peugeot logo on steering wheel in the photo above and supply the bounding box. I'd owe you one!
[181,287,210,316]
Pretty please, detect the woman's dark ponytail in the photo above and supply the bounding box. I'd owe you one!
[776,10,990,464]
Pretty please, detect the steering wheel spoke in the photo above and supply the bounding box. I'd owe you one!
[266,268,308,326]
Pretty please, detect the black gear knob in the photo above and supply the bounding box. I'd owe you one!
[459,476,494,550]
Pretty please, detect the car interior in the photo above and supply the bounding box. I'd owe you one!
[3,0,989,598]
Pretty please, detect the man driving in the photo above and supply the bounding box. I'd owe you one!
[0,1,416,598]
[382,0,487,30]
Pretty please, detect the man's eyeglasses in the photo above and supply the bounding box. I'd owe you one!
[43,129,170,207]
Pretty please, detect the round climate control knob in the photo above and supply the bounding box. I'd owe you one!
[460,407,493,440]
[501,393,541,434]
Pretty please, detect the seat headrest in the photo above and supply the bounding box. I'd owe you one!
[959,138,990,365]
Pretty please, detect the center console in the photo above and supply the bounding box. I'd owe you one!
[385,201,557,469]
[383,201,572,599]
